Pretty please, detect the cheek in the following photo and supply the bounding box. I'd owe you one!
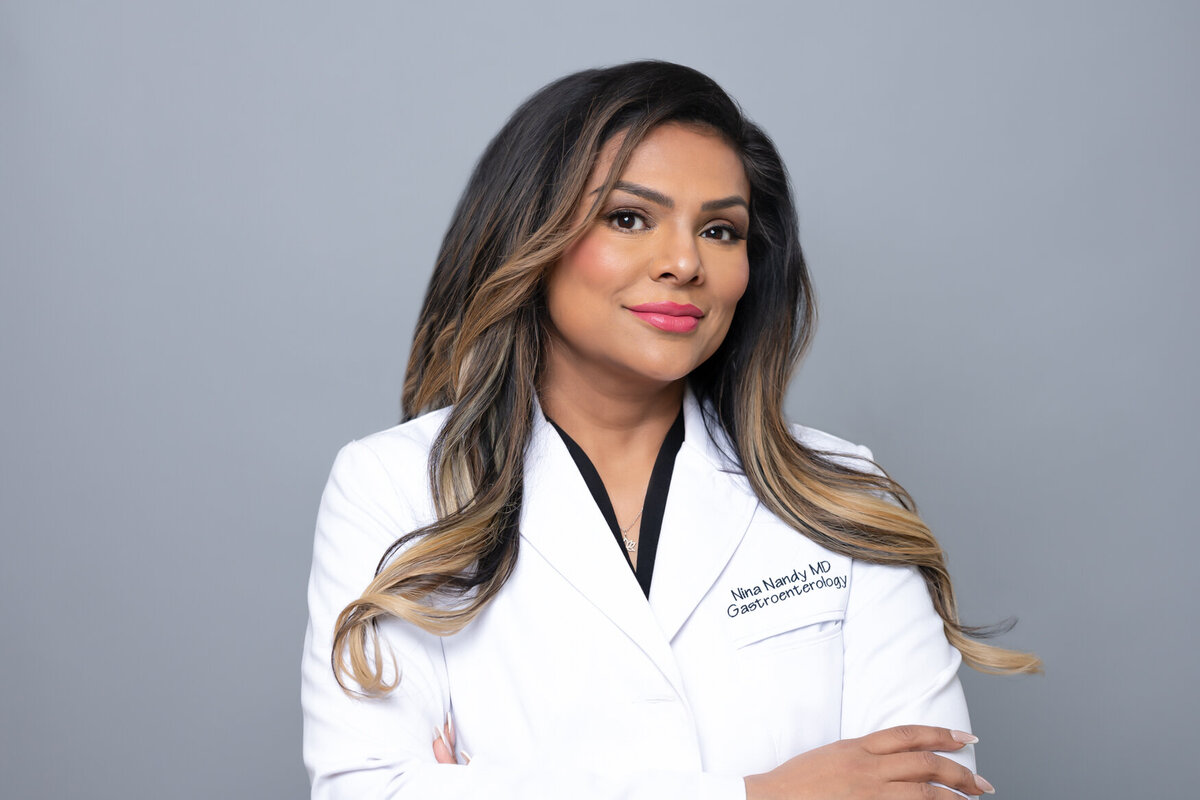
[732,262,750,301]
[546,234,638,339]
[554,235,623,297]
[707,260,750,345]
[717,259,750,314]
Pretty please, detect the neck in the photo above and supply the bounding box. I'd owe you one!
[538,353,685,468]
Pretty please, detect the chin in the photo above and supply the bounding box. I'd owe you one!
[622,357,706,386]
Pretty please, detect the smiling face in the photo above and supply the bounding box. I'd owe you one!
[542,122,751,397]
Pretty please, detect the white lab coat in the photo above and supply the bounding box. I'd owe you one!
[301,392,974,799]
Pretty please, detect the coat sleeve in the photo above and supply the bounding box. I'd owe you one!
[838,444,977,776]
[301,438,747,800]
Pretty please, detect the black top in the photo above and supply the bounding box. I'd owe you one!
[547,409,686,599]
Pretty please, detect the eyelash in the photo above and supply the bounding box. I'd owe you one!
[605,210,745,242]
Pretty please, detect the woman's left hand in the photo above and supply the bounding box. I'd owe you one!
[432,712,468,764]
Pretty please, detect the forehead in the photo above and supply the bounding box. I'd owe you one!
[589,122,749,197]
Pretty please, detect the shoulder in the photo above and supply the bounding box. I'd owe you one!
[322,406,451,528]
[781,428,931,618]
[342,406,449,470]
[684,390,875,475]
[773,425,921,604]
[337,406,450,478]
[788,422,878,473]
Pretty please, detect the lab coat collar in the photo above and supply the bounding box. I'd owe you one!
[520,386,759,689]
[652,386,758,642]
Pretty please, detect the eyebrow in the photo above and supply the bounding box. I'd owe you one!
[592,181,749,213]
[700,195,750,212]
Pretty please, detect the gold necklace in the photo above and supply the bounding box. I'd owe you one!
[620,510,642,551]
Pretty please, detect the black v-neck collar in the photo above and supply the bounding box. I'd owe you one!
[546,409,686,599]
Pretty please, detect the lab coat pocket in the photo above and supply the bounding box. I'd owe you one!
[730,609,844,653]
[732,610,847,762]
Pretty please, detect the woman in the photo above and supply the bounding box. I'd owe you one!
[301,61,1039,799]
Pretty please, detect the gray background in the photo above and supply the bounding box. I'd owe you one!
[2,2,1196,798]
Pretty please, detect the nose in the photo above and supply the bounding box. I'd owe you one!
[653,225,703,284]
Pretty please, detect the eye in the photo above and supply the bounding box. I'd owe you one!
[607,210,648,231]
[700,224,743,242]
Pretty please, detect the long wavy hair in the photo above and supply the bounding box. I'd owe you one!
[334,60,1041,694]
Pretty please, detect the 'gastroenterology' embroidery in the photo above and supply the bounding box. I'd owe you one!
[726,560,847,618]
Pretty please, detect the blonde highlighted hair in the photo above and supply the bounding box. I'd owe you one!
[333,61,1040,694]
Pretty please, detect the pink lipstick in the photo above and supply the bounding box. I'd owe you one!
[627,302,704,333]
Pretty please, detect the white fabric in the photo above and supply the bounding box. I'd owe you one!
[301,393,974,798]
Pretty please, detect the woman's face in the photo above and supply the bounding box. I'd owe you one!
[544,122,751,393]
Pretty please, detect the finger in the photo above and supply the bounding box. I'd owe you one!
[890,784,986,800]
[432,728,456,764]
[882,751,993,797]
[860,725,978,756]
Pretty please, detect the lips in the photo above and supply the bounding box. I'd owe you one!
[627,302,704,333]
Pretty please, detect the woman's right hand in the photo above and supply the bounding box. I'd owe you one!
[743,725,994,799]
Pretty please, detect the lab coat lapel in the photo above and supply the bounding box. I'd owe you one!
[649,391,759,642]
[520,409,686,694]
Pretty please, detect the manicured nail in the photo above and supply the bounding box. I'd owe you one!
[446,710,454,739]
[951,730,979,745]
[460,749,472,765]
[435,726,450,749]
[974,774,996,795]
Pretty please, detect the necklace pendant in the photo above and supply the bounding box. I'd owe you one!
[623,536,637,551]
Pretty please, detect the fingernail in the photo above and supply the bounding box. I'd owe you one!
[446,710,454,738]
[951,729,979,745]
[461,749,472,765]
[435,726,450,749]
[974,774,996,795]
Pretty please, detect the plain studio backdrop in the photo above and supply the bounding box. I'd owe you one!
[2,2,1196,797]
